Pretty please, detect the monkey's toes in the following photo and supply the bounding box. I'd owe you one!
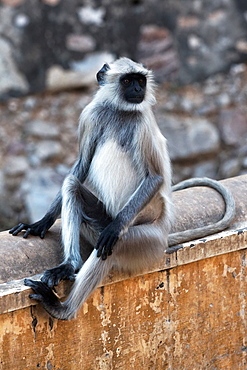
[24,278,60,306]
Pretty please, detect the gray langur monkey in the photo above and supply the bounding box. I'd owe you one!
[9,57,235,320]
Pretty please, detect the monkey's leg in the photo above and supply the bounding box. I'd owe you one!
[41,174,112,287]
[25,219,168,320]
[41,176,83,287]
[25,248,114,320]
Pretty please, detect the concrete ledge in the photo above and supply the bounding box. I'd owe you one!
[1,175,247,369]
[0,174,246,316]
[0,225,246,317]
[0,175,246,283]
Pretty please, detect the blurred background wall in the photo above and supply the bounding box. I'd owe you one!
[0,0,247,230]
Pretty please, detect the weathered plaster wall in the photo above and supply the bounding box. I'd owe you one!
[0,228,247,369]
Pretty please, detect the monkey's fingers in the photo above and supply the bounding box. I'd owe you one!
[96,234,118,260]
[23,228,32,238]
[100,246,113,261]
[10,220,51,239]
[9,223,30,236]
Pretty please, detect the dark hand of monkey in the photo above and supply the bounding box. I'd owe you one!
[9,215,54,239]
[95,222,121,260]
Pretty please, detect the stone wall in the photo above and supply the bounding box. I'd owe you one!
[0,0,247,230]
[0,0,247,99]
[1,63,247,230]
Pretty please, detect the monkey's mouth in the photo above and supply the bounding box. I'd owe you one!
[127,96,144,104]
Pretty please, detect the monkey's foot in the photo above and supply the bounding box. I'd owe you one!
[24,279,69,320]
[41,263,76,288]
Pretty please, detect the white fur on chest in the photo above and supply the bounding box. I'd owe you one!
[87,139,140,217]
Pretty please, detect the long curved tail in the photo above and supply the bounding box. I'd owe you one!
[167,177,236,251]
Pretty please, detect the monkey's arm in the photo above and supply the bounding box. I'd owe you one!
[9,191,62,238]
[9,157,90,239]
[96,172,163,260]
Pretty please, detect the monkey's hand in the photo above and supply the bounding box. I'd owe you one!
[96,222,121,260]
[9,215,54,239]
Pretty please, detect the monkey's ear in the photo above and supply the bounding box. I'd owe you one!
[96,63,110,86]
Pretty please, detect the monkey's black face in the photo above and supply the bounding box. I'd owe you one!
[120,73,146,104]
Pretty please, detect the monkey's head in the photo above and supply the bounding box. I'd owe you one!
[96,57,156,110]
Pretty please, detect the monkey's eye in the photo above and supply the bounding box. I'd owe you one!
[122,78,131,86]
[138,78,146,87]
